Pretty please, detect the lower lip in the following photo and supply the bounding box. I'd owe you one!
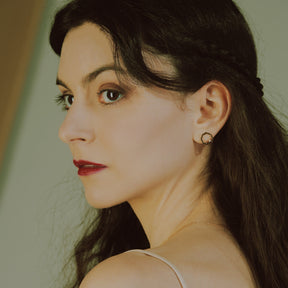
[78,166,106,176]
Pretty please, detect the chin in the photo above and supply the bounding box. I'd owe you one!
[83,188,125,209]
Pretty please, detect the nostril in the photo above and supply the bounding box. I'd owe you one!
[71,137,86,142]
[57,108,96,144]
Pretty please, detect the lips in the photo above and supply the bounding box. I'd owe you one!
[73,160,107,176]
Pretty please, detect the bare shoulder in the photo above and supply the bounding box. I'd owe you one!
[79,253,141,288]
[79,251,181,288]
[155,226,256,288]
[80,227,256,288]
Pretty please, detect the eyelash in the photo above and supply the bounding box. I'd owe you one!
[55,94,73,111]
[55,87,126,111]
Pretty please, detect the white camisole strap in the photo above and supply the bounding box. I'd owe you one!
[126,249,187,288]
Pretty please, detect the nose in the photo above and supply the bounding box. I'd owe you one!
[58,104,96,144]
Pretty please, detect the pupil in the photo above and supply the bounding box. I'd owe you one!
[68,95,73,105]
[108,91,119,101]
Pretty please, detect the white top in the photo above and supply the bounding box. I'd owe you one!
[126,249,187,288]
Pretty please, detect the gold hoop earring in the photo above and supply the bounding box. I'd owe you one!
[201,132,214,145]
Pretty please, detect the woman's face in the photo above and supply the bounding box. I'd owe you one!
[57,23,200,208]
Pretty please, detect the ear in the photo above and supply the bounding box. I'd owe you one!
[189,81,232,144]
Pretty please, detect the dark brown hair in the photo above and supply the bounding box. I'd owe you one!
[50,0,288,287]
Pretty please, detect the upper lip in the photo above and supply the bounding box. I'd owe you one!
[73,160,107,168]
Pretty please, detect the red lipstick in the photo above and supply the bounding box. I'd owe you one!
[73,160,107,176]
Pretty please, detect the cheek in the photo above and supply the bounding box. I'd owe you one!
[81,100,196,208]
[101,100,194,175]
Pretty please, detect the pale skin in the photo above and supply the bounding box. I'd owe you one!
[57,23,256,287]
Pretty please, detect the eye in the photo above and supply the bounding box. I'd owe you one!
[55,94,74,110]
[98,89,124,104]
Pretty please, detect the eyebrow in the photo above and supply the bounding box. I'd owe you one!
[56,64,125,89]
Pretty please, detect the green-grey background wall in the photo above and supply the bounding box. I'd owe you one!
[0,1,287,287]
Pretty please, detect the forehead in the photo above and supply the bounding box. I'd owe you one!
[57,22,177,85]
[58,23,114,78]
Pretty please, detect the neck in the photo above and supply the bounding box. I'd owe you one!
[128,168,223,248]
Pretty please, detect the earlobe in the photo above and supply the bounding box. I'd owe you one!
[193,81,231,144]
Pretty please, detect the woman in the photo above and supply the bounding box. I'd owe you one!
[50,0,288,287]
